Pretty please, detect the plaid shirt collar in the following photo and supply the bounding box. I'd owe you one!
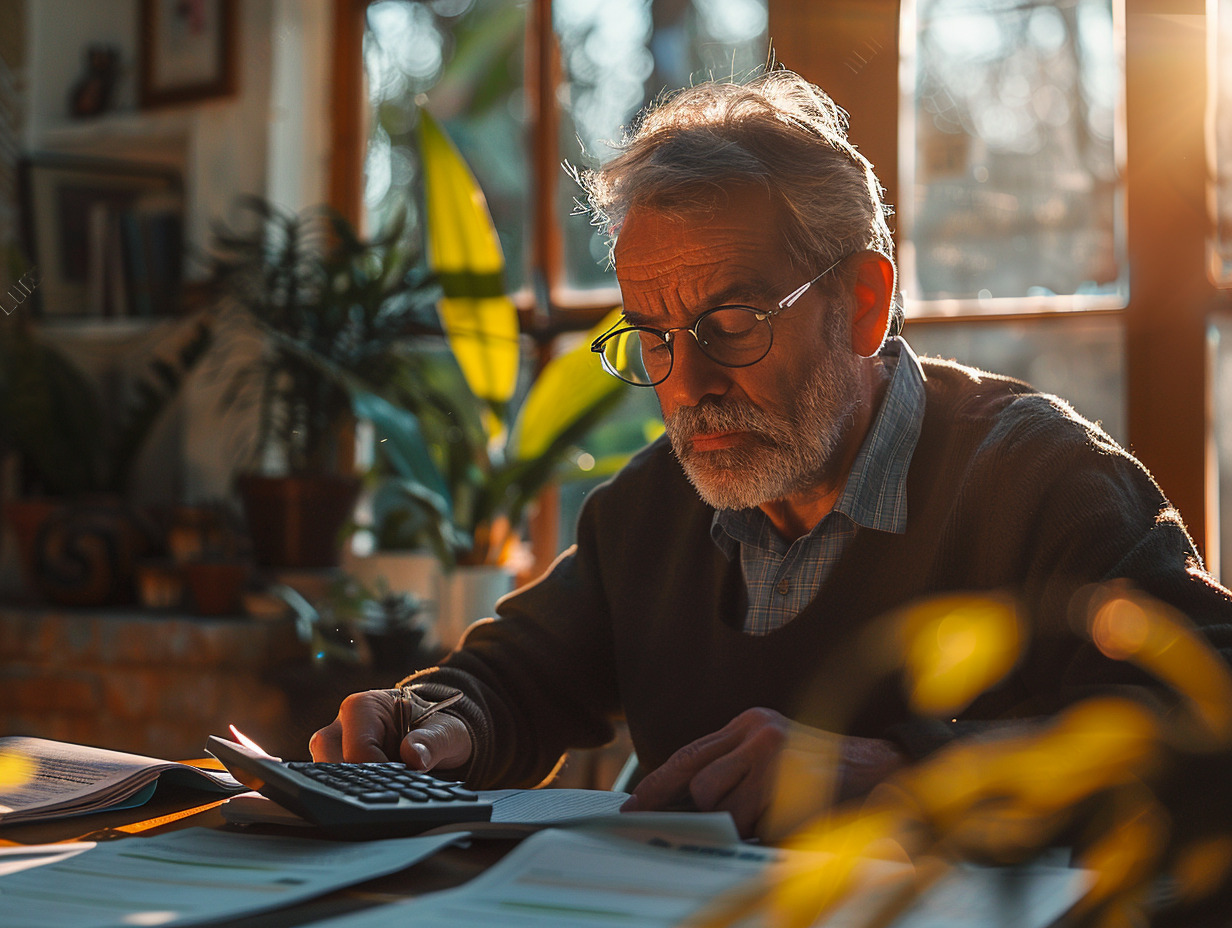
[710,336,926,555]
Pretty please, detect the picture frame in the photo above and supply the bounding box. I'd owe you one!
[19,153,185,317]
[139,0,237,108]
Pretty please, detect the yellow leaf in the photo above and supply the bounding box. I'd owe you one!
[419,110,520,406]
[897,594,1022,716]
[508,308,626,462]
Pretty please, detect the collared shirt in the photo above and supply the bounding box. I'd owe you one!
[710,337,926,636]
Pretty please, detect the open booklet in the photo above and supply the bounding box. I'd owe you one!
[0,736,245,825]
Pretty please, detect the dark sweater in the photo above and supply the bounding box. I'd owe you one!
[406,358,1232,788]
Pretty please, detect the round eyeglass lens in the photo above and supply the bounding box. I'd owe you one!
[600,328,670,385]
[694,307,772,366]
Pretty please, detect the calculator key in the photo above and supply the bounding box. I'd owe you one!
[398,787,432,802]
[356,791,400,803]
[423,787,456,801]
[447,788,479,801]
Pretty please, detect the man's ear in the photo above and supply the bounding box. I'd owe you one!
[848,252,896,357]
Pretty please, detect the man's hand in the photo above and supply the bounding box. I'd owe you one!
[309,689,473,773]
[621,707,905,839]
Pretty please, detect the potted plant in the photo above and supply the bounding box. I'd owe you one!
[345,112,658,647]
[0,313,213,605]
[208,198,443,569]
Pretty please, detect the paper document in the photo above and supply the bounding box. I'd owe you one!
[0,737,244,824]
[0,826,460,928]
[486,787,629,822]
[308,828,1089,928]
[222,785,632,835]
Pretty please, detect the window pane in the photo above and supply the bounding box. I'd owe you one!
[554,0,770,292]
[1212,317,1232,581]
[1213,0,1232,286]
[364,0,529,290]
[902,0,1125,311]
[905,317,1126,444]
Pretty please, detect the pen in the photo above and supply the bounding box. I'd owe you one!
[393,689,464,741]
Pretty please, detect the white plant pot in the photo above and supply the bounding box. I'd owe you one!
[341,549,443,624]
[437,565,516,652]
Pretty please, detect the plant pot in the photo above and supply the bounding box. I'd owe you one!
[135,559,184,610]
[5,496,154,606]
[342,548,442,618]
[237,473,361,569]
[436,564,515,652]
[182,560,252,616]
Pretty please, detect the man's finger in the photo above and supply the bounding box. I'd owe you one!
[687,742,757,810]
[624,726,745,811]
[337,691,399,762]
[308,720,344,762]
[403,713,473,774]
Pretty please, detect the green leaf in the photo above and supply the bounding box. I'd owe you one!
[352,389,453,515]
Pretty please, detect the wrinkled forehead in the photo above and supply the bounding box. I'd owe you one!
[613,185,791,278]
[613,189,800,324]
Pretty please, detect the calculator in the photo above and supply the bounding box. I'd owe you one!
[206,735,493,839]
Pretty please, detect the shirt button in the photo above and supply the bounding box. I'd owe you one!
[776,578,791,595]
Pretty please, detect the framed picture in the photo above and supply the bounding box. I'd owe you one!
[19,153,185,317]
[139,0,237,108]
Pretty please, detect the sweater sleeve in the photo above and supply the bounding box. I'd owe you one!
[399,483,623,789]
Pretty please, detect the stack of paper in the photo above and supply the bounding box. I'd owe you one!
[0,827,460,927]
[0,737,244,824]
[304,828,1090,928]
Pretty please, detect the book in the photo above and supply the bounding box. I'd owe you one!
[0,736,245,825]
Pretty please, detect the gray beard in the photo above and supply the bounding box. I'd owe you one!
[664,350,864,511]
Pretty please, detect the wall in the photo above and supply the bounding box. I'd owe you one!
[25,0,274,268]
[14,0,334,506]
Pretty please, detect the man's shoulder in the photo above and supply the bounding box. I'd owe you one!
[919,355,1113,436]
[916,354,1133,471]
[917,354,1036,408]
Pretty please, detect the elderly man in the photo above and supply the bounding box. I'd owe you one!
[312,68,1232,838]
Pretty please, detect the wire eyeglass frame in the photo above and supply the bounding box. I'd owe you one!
[590,253,851,387]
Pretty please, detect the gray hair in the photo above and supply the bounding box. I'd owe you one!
[578,69,895,298]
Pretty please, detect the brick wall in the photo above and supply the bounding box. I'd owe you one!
[0,607,314,760]
[0,605,633,785]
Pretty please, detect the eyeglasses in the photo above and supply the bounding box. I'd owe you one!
[590,254,850,387]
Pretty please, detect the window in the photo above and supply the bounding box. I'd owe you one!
[554,0,769,290]
[901,0,1127,444]
[770,0,1220,575]
[363,0,531,289]
[1213,0,1232,286]
[902,0,1124,310]
[338,1,1229,576]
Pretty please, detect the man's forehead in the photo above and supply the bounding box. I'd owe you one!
[614,194,789,285]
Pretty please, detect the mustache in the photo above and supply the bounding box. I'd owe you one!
[665,399,783,444]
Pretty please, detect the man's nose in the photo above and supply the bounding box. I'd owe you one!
[660,330,730,408]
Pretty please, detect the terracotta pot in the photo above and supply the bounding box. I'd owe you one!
[236,473,361,569]
[182,560,251,616]
[5,496,153,606]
